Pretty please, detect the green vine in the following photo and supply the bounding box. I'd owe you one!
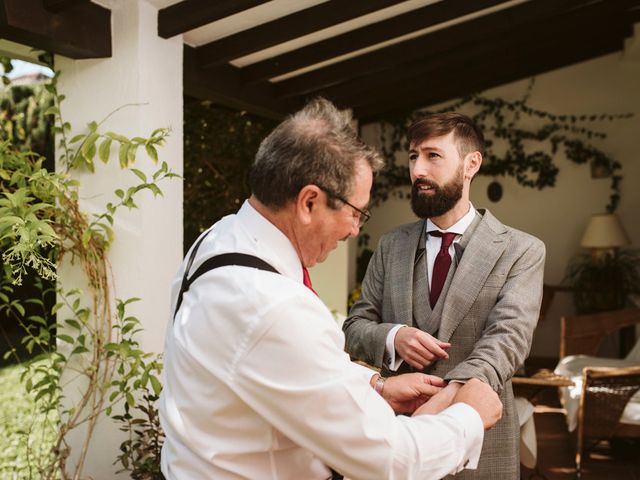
[375,79,631,213]
[183,101,275,251]
[1,62,176,479]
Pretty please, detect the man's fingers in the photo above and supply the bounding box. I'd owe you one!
[406,355,429,370]
[422,375,447,387]
[435,340,451,349]
[414,384,443,398]
[417,335,449,359]
[403,345,434,368]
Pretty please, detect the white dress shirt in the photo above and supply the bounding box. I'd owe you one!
[160,200,483,480]
[385,205,477,371]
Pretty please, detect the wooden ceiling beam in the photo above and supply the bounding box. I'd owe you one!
[42,0,88,13]
[0,0,110,58]
[183,46,299,121]
[318,7,626,105]
[240,0,513,83]
[195,0,405,69]
[355,32,628,123]
[272,0,621,100]
[158,0,269,39]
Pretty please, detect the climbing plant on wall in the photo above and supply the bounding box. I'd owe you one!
[183,101,276,251]
[0,60,175,479]
[374,79,631,213]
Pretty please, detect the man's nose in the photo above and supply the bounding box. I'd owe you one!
[411,156,429,178]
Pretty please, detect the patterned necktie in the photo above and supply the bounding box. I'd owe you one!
[429,231,457,308]
[302,266,318,296]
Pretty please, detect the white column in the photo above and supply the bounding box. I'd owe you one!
[55,0,182,477]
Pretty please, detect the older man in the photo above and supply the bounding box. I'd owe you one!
[159,100,501,480]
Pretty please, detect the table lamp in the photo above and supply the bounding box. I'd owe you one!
[580,213,630,260]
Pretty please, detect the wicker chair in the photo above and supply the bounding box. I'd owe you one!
[559,308,640,479]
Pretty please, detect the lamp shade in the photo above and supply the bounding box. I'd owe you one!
[580,213,630,248]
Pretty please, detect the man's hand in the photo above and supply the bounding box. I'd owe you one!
[412,382,462,416]
[380,373,446,414]
[452,378,503,430]
[394,327,450,369]
[412,378,502,430]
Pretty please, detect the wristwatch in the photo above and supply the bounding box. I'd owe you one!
[374,375,385,396]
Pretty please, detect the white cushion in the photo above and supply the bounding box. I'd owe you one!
[554,355,640,431]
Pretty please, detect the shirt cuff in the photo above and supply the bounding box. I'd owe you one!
[439,403,484,472]
[384,324,406,371]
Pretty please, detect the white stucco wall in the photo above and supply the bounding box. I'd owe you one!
[360,27,640,359]
[55,0,183,476]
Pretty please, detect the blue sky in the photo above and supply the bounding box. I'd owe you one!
[2,59,53,79]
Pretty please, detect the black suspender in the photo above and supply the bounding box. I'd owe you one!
[173,231,279,321]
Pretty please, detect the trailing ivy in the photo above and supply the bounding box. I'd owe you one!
[375,79,631,212]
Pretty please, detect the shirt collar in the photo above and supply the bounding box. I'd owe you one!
[426,203,477,236]
[236,200,303,283]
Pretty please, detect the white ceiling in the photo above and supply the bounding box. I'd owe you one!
[140,0,532,82]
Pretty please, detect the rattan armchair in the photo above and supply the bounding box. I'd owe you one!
[559,308,640,479]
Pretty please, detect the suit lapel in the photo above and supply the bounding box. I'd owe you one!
[412,245,432,331]
[439,210,509,341]
[396,221,425,328]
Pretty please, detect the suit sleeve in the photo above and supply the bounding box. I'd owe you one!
[343,236,397,368]
[445,237,546,391]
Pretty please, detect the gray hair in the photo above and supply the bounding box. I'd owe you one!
[249,98,384,210]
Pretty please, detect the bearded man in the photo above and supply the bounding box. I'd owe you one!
[343,112,545,479]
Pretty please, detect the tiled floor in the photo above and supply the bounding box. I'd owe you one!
[521,407,640,480]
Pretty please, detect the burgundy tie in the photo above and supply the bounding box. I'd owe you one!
[429,231,457,308]
[302,266,318,296]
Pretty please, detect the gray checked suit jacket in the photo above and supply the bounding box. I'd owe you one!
[343,209,545,479]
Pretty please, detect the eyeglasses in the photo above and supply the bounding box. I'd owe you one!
[318,186,371,228]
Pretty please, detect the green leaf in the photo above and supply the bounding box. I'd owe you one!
[81,132,100,156]
[51,302,64,315]
[11,302,25,317]
[145,144,158,163]
[106,131,130,143]
[150,375,163,396]
[65,319,81,330]
[130,168,147,182]
[127,144,137,165]
[72,346,89,355]
[44,106,60,116]
[98,138,113,163]
[28,315,47,326]
[119,143,131,168]
[81,228,92,247]
[57,334,74,344]
[148,183,163,197]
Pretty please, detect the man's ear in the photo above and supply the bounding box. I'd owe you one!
[296,185,322,225]
[465,151,482,180]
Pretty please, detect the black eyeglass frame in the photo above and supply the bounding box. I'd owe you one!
[317,186,371,228]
